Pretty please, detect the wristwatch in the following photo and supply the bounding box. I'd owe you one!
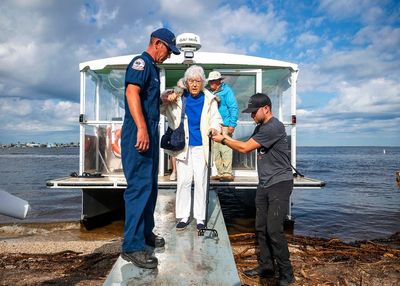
[221,138,226,145]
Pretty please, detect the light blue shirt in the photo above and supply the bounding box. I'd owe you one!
[215,83,238,128]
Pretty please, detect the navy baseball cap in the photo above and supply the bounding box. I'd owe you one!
[151,28,181,55]
[242,93,272,113]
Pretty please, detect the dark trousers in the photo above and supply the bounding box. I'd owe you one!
[255,180,293,275]
[121,120,159,252]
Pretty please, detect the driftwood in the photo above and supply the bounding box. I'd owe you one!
[230,232,400,286]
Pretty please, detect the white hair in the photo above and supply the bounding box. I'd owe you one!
[184,65,206,85]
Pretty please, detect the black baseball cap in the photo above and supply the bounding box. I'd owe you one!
[242,93,272,113]
[151,28,181,55]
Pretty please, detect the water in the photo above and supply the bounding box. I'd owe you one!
[293,146,400,241]
[0,146,399,242]
[0,147,81,223]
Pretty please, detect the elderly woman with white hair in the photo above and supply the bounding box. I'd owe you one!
[161,65,222,230]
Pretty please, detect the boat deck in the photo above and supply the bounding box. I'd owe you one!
[103,189,241,286]
[47,174,325,189]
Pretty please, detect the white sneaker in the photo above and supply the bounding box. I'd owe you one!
[169,172,177,181]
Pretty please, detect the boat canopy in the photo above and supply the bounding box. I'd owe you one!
[76,51,301,179]
[79,52,298,72]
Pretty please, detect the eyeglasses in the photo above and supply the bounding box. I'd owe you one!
[187,79,202,85]
[159,40,172,55]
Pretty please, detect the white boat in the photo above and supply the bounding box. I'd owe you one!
[26,143,40,147]
[47,35,324,228]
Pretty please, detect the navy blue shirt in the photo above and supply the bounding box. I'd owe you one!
[184,91,204,146]
[124,52,160,124]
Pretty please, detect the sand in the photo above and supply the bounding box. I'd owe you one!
[1,222,399,286]
[0,222,121,285]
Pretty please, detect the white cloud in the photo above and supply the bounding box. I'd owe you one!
[353,26,400,55]
[319,0,387,24]
[216,5,287,45]
[326,78,400,114]
[0,98,79,134]
[0,98,32,116]
[159,0,208,19]
[297,78,400,138]
[0,0,398,145]
[298,24,399,93]
[157,2,288,54]
[296,32,320,48]
[79,0,119,29]
[305,16,325,29]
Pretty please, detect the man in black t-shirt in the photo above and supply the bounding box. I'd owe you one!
[212,93,295,286]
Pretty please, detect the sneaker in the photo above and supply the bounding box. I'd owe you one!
[220,175,234,182]
[243,266,275,278]
[197,223,205,230]
[169,172,177,181]
[121,251,158,269]
[278,273,295,286]
[196,220,205,230]
[176,218,189,231]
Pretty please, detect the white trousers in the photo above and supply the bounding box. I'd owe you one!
[176,146,207,221]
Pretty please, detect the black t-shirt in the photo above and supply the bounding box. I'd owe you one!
[252,117,293,187]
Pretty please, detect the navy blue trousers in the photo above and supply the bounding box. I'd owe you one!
[255,180,293,275]
[121,120,159,252]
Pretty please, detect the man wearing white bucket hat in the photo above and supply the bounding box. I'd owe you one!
[207,71,238,182]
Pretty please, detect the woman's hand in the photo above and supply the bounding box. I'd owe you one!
[211,133,224,143]
[208,128,219,137]
[161,89,179,103]
[167,91,179,102]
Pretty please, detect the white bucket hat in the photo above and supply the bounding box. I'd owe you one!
[207,71,223,82]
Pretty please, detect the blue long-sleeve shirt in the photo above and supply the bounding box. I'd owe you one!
[214,82,238,128]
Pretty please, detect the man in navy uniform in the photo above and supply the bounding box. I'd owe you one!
[212,93,295,285]
[121,28,180,269]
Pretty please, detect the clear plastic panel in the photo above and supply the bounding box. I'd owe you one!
[262,68,292,122]
[84,69,125,121]
[96,69,125,121]
[220,74,257,171]
[222,74,256,121]
[84,72,96,121]
[84,124,123,175]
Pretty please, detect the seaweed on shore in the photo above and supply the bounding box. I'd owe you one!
[0,233,399,285]
[230,232,400,286]
[0,251,119,286]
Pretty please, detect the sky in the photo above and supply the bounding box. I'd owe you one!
[0,0,399,146]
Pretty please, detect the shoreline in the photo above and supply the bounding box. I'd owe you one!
[1,222,399,285]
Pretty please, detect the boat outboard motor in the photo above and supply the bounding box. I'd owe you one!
[176,33,201,64]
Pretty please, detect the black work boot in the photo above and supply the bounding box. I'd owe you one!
[145,233,165,248]
[243,266,275,278]
[121,251,158,269]
[277,272,295,286]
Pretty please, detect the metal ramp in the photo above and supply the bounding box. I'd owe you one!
[103,189,241,286]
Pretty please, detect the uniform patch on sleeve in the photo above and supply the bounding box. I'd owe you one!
[132,58,145,70]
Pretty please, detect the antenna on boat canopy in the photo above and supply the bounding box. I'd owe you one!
[176,33,201,65]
